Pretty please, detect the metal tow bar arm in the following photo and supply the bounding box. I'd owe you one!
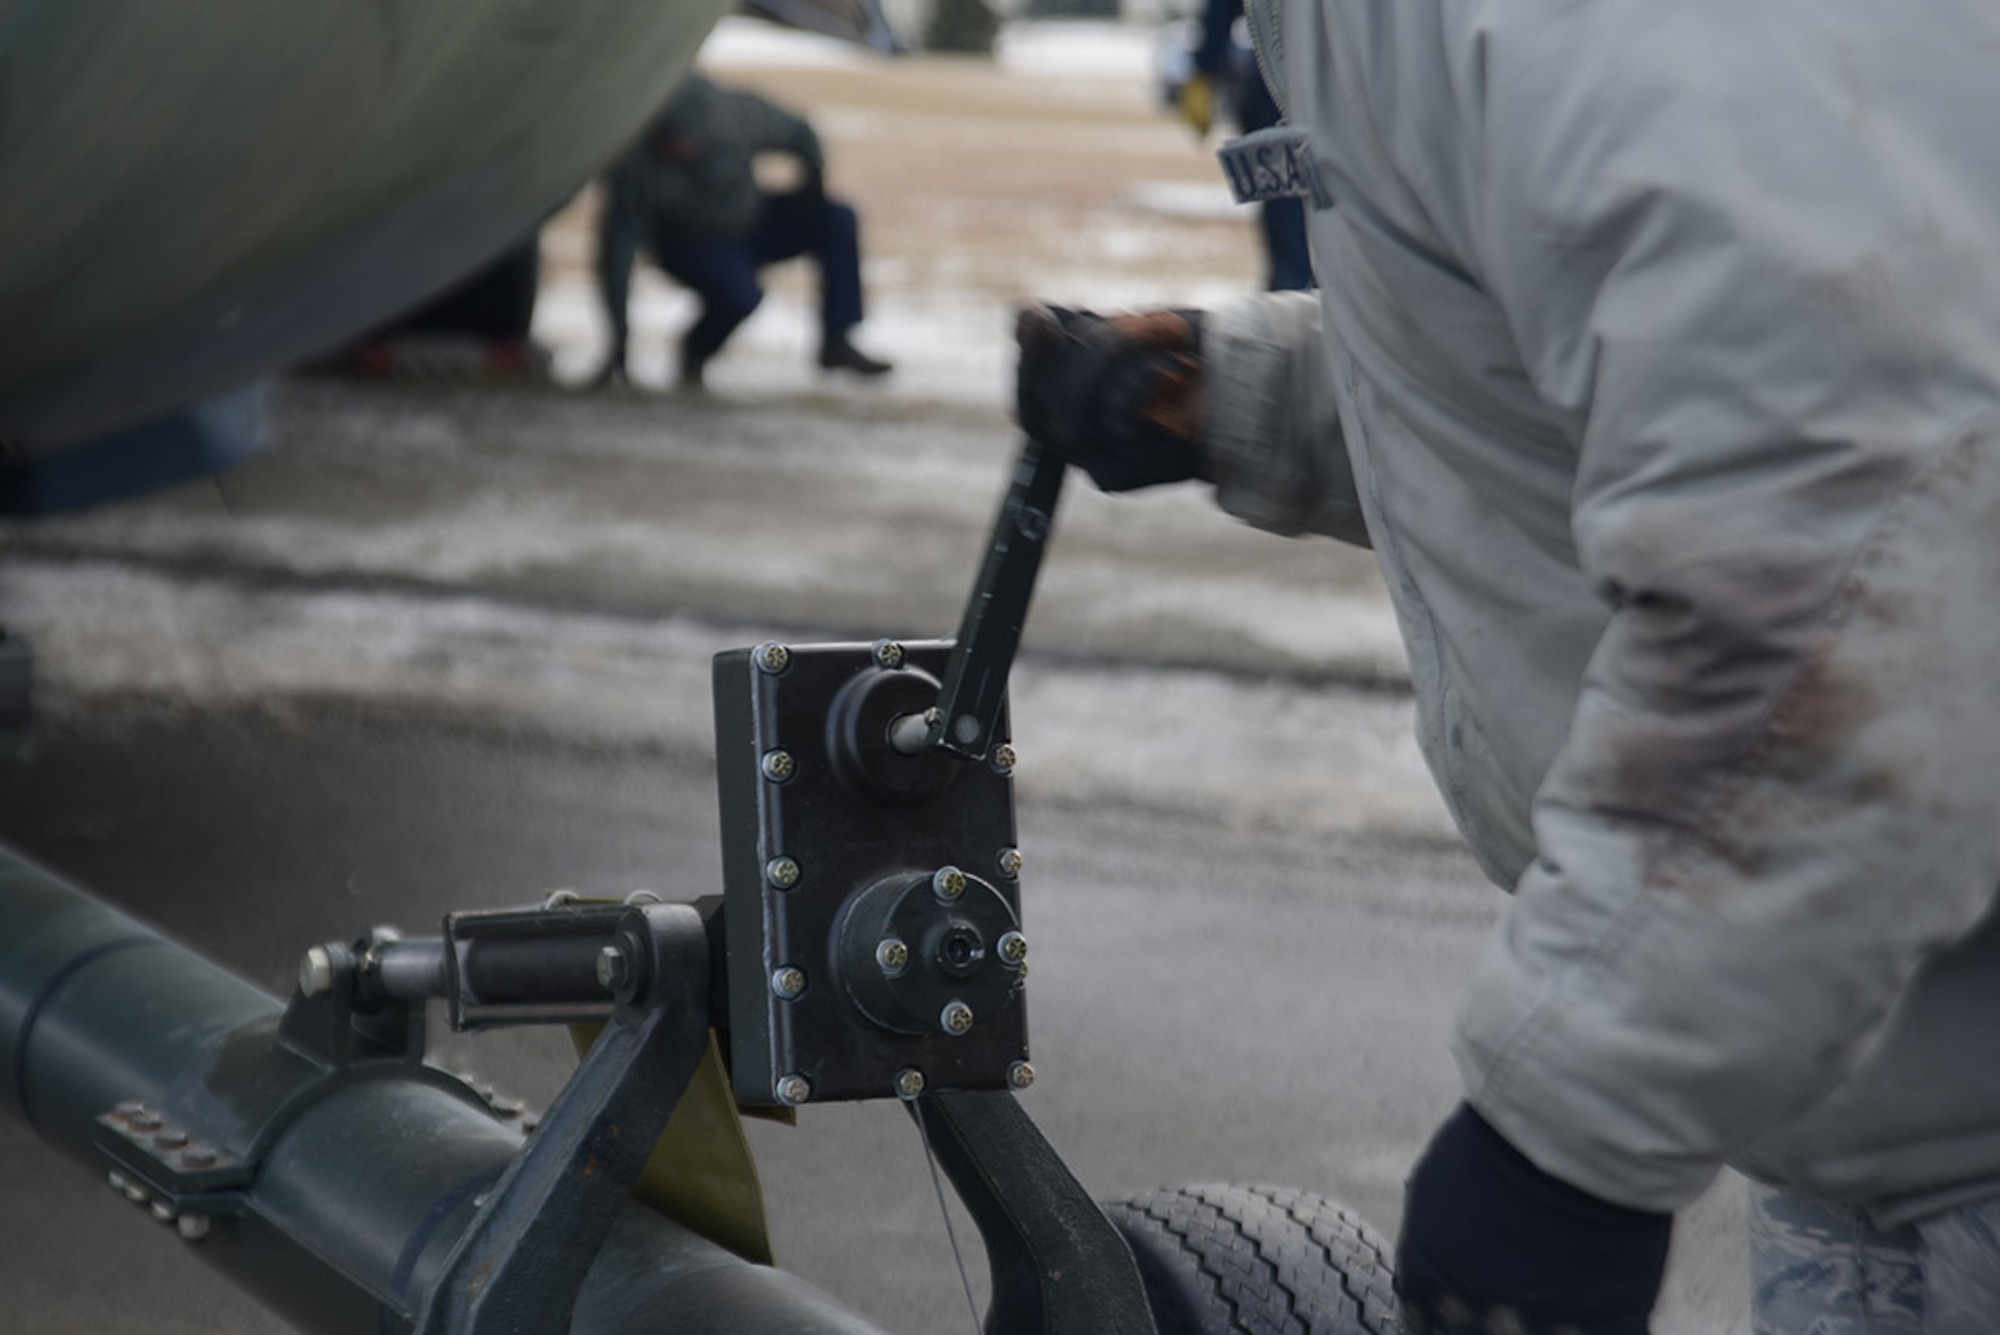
[414,902,712,1335]
[924,438,1067,761]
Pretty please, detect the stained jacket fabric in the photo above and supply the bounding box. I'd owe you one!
[596,74,824,352]
[1203,0,2000,1222]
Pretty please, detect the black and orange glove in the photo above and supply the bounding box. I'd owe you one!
[1013,304,1207,493]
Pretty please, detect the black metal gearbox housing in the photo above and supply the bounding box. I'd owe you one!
[715,639,1028,1108]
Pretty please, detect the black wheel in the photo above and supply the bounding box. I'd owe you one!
[1102,1183,1398,1335]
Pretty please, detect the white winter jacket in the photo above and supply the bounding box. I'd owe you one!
[1203,0,2000,1222]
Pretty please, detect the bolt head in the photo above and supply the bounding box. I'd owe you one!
[871,639,906,669]
[996,847,1023,879]
[127,1110,162,1133]
[940,1000,975,1036]
[876,937,910,975]
[595,945,631,992]
[998,931,1028,966]
[108,1171,130,1194]
[177,1215,211,1243]
[151,1202,176,1225]
[895,1068,927,1100]
[990,743,1018,776]
[765,856,801,890]
[772,966,807,999]
[180,1148,218,1170]
[761,749,797,783]
[153,1130,190,1151]
[932,866,967,901]
[775,1073,812,1106]
[1007,1061,1036,1090]
[298,945,335,998]
[123,1183,150,1205]
[754,641,792,675]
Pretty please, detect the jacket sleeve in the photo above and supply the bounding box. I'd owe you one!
[1449,10,2000,1211]
[1197,291,1368,547]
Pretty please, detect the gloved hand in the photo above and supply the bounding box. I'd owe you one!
[1178,72,1217,138]
[1395,1105,1672,1335]
[1014,304,1206,493]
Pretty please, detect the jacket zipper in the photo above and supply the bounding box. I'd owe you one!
[1243,0,1288,118]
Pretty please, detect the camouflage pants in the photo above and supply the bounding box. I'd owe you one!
[1749,1183,2000,1334]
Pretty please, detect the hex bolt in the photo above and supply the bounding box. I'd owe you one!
[595,945,631,993]
[990,743,1018,776]
[996,847,1023,879]
[895,1068,927,1101]
[932,866,967,902]
[940,999,975,1036]
[151,1202,177,1225]
[153,1130,190,1151]
[754,641,792,675]
[127,1109,162,1133]
[998,931,1029,967]
[107,1171,130,1195]
[544,888,583,907]
[177,1215,211,1243]
[876,937,910,976]
[298,945,335,998]
[1007,1061,1037,1090]
[765,856,801,890]
[123,1183,150,1205]
[112,1100,146,1120]
[771,966,808,1000]
[761,749,797,783]
[872,639,905,669]
[775,1073,812,1107]
[180,1148,218,1170]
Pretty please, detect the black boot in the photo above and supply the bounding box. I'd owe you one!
[818,333,892,377]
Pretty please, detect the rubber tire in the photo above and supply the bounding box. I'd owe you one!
[1102,1183,1398,1335]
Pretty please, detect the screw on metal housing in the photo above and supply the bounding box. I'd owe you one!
[990,743,1018,776]
[1007,1061,1036,1090]
[996,847,1023,879]
[754,641,792,675]
[775,1073,812,1106]
[932,866,967,902]
[871,639,906,669]
[765,856,801,890]
[997,931,1028,966]
[876,937,910,975]
[595,945,630,992]
[940,1000,975,1036]
[298,945,335,998]
[895,1067,926,1100]
[771,966,807,1000]
[761,749,796,783]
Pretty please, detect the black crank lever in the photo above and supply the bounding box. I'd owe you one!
[902,437,1066,762]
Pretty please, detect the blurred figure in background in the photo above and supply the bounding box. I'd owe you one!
[309,233,550,380]
[594,72,892,390]
[1177,0,1311,292]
